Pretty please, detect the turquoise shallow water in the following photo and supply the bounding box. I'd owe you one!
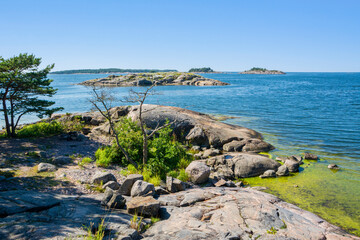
[1,72,360,234]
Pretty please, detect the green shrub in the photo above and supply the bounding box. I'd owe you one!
[177,169,189,182]
[79,157,93,167]
[17,121,64,138]
[95,146,121,167]
[97,117,193,180]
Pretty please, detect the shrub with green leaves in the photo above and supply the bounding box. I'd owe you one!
[96,117,192,180]
[17,121,64,138]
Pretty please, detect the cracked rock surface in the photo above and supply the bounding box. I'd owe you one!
[145,187,359,240]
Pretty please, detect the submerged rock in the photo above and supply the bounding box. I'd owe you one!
[304,152,318,160]
[328,164,340,170]
[284,159,300,172]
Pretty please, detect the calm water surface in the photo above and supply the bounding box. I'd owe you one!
[2,72,360,234]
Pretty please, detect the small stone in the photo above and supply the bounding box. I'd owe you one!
[259,170,276,178]
[127,196,160,217]
[235,181,244,187]
[202,149,219,158]
[130,180,155,197]
[225,180,236,187]
[155,186,169,195]
[37,163,57,172]
[304,153,318,160]
[328,164,340,170]
[294,185,299,188]
[91,172,117,185]
[214,179,227,187]
[119,174,143,196]
[102,181,120,190]
[107,193,126,209]
[166,176,185,193]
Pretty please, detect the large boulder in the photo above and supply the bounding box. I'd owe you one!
[185,161,210,184]
[37,163,56,172]
[185,126,208,146]
[207,153,281,179]
[166,176,186,193]
[239,139,275,153]
[119,174,143,196]
[222,140,245,152]
[127,196,160,217]
[130,180,155,197]
[91,172,117,185]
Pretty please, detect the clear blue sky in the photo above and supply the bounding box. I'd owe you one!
[1,0,359,72]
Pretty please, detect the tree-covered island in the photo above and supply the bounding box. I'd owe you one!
[240,67,285,74]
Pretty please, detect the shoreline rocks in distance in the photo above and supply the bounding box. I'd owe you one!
[78,72,229,87]
[240,67,285,75]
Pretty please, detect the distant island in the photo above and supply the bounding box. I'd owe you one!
[188,67,214,73]
[51,68,178,74]
[79,72,229,87]
[240,67,285,75]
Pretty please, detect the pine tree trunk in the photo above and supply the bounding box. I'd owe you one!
[2,97,11,137]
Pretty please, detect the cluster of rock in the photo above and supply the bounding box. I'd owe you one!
[79,72,229,87]
[239,69,285,74]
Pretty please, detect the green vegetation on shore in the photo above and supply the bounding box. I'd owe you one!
[51,68,178,74]
[188,67,214,73]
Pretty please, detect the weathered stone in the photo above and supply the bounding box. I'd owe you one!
[107,193,126,209]
[130,180,155,197]
[233,154,281,178]
[155,186,169,195]
[92,172,117,185]
[284,159,300,172]
[102,181,120,190]
[235,181,244,187]
[119,174,143,196]
[240,138,275,153]
[214,178,227,187]
[186,126,208,146]
[259,169,276,178]
[222,140,245,152]
[185,161,210,184]
[304,152,318,160]
[37,163,57,172]
[276,164,290,176]
[101,188,114,206]
[127,196,160,217]
[166,176,185,193]
[328,164,340,170]
[203,149,220,158]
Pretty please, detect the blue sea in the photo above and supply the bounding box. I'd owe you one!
[1,72,360,233]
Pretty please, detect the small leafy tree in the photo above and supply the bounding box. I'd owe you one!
[0,53,63,137]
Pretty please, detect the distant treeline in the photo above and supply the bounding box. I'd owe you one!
[51,68,178,74]
[188,67,214,73]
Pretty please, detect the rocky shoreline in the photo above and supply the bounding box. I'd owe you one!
[240,69,285,75]
[1,105,359,239]
[79,72,229,87]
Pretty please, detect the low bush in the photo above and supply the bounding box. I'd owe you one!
[17,121,64,138]
[96,117,193,180]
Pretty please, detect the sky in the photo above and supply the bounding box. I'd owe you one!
[1,0,360,72]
